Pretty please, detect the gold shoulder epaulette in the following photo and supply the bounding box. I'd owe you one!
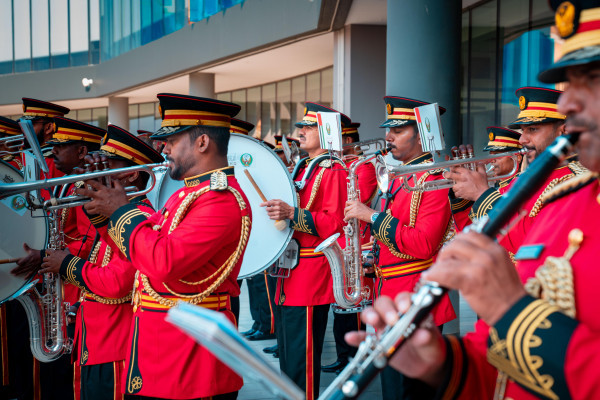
[318,158,345,169]
[568,160,588,176]
[541,171,599,204]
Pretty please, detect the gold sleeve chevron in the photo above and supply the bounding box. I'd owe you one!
[108,204,149,260]
[372,211,401,254]
[291,208,318,236]
[469,187,502,221]
[487,295,578,400]
[59,254,88,291]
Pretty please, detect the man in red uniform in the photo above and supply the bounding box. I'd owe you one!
[450,126,523,231]
[75,93,251,399]
[261,102,348,399]
[11,116,102,400]
[39,124,163,400]
[350,2,600,398]
[447,88,586,256]
[322,121,378,374]
[344,96,456,399]
[21,98,71,181]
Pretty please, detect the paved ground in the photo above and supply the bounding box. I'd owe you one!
[236,284,477,399]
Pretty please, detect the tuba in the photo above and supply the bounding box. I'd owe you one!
[315,149,387,310]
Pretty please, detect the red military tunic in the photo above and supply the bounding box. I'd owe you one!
[466,161,585,255]
[105,167,251,399]
[276,155,348,306]
[2,155,22,171]
[371,153,456,326]
[60,198,154,368]
[54,183,97,306]
[438,174,600,400]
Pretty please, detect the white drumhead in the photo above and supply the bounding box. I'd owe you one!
[0,160,47,303]
[146,134,297,279]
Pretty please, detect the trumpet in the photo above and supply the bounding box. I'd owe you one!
[378,148,527,192]
[343,138,387,155]
[0,134,25,155]
[0,162,169,206]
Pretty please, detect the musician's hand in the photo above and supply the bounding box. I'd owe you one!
[345,294,447,387]
[77,179,129,218]
[40,249,71,274]
[11,243,42,278]
[66,304,79,324]
[443,164,489,201]
[260,199,295,220]
[344,200,375,223]
[423,232,526,326]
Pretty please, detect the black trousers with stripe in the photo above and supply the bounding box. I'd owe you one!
[80,361,125,400]
[247,272,276,334]
[276,304,329,400]
[332,311,365,363]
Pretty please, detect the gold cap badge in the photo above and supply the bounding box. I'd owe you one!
[303,106,308,116]
[556,1,576,38]
[386,103,393,115]
[519,96,527,110]
[489,132,494,141]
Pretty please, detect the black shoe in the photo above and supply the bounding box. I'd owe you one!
[240,328,257,337]
[246,331,276,341]
[273,350,279,358]
[321,360,348,373]
[262,344,278,354]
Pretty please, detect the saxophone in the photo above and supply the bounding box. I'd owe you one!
[315,149,387,310]
[16,208,72,362]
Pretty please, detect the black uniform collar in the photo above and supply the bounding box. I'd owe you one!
[405,152,433,166]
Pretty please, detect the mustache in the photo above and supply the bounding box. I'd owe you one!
[566,116,598,133]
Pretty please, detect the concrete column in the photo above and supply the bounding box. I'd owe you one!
[386,0,461,147]
[333,25,386,140]
[189,72,215,97]
[108,97,129,130]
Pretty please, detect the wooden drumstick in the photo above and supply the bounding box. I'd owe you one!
[244,169,288,231]
[0,258,18,265]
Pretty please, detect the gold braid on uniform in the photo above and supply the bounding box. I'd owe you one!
[494,229,583,400]
[529,162,588,218]
[386,171,432,260]
[304,159,346,211]
[541,171,599,205]
[83,241,132,305]
[141,186,251,307]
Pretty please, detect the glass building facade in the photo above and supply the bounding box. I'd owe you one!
[461,0,560,151]
[0,0,100,75]
[0,0,245,75]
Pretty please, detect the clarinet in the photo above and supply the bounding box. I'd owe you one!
[319,133,580,400]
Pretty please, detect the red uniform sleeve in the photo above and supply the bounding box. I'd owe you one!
[65,206,96,260]
[60,249,136,299]
[372,184,452,260]
[108,190,245,283]
[356,162,378,205]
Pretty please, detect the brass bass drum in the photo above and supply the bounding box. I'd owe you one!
[146,133,297,278]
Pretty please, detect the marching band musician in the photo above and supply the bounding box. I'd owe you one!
[261,102,349,399]
[73,93,251,399]
[21,98,71,181]
[322,121,378,374]
[0,117,23,171]
[11,117,104,400]
[38,125,163,400]
[450,126,523,231]
[446,88,587,254]
[344,96,456,399]
[351,1,600,398]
